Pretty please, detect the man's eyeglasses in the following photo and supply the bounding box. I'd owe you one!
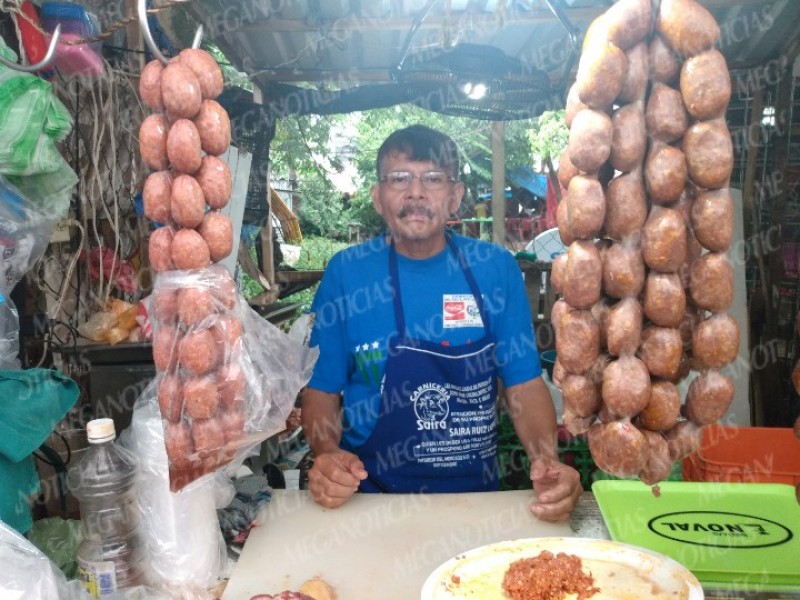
[380,170,457,191]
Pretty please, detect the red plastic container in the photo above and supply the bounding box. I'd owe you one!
[683,425,800,485]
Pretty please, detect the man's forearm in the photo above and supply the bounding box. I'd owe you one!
[300,387,344,455]
[504,377,559,461]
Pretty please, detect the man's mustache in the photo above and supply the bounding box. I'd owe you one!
[397,205,435,219]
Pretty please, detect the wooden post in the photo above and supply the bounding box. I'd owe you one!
[491,121,506,246]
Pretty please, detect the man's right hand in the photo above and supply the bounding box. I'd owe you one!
[307,450,368,508]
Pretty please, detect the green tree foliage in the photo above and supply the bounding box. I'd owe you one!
[527,109,568,166]
[270,114,350,237]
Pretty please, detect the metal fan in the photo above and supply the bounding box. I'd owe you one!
[394,42,554,121]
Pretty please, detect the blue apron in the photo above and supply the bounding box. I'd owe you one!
[356,235,500,493]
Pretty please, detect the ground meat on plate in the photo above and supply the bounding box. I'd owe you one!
[502,550,600,600]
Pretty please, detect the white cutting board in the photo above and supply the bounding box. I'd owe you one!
[223,490,573,600]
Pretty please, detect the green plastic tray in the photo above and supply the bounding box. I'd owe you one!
[593,480,800,589]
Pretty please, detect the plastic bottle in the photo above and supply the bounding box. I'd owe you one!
[68,418,145,598]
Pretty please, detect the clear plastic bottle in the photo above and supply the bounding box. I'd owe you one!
[68,418,145,598]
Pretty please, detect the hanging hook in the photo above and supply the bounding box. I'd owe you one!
[0,24,61,73]
[138,0,204,65]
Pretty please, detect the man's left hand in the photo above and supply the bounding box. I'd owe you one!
[528,456,583,522]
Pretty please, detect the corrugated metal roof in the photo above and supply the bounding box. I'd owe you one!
[164,0,800,116]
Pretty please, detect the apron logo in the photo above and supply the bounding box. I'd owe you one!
[443,301,465,320]
[412,383,449,430]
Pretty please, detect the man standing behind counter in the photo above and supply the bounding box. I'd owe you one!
[301,125,581,522]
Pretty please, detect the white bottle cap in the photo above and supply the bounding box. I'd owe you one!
[87,418,116,444]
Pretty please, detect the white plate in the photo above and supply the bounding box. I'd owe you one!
[420,537,704,599]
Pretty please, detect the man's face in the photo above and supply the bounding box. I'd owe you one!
[370,151,464,256]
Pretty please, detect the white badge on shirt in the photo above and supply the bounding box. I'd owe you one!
[442,294,483,328]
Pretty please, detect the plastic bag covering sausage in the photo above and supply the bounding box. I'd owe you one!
[139,60,165,112]
[151,288,178,323]
[645,143,687,205]
[196,155,233,210]
[220,408,246,443]
[193,100,231,156]
[648,34,681,84]
[691,188,734,252]
[602,355,651,418]
[198,211,234,262]
[604,297,643,357]
[143,171,172,224]
[576,41,628,109]
[562,240,603,310]
[557,147,579,190]
[610,103,647,172]
[178,328,220,375]
[157,373,184,423]
[551,253,567,294]
[645,83,689,143]
[152,324,181,372]
[178,48,224,100]
[665,419,702,461]
[568,109,613,174]
[567,175,606,240]
[166,119,203,175]
[643,272,686,327]
[685,370,735,426]
[641,208,687,273]
[657,0,721,58]
[639,429,673,485]
[605,171,647,241]
[617,42,649,103]
[692,313,740,369]
[689,252,734,313]
[149,226,175,272]
[561,374,600,418]
[598,420,649,478]
[171,228,211,270]
[565,82,588,128]
[165,421,193,469]
[556,199,575,246]
[217,362,245,409]
[139,113,170,171]
[177,287,217,327]
[160,62,202,119]
[192,418,225,454]
[602,0,652,51]
[602,242,645,299]
[638,326,682,380]
[170,174,205,228]
[680,49,731,120]
[556,309,600,374]
[683,119,733,190]
[183,375,221,420]
[211,315,244,358]
[638,380,681,431]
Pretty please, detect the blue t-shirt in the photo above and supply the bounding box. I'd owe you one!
[308,233,542,447]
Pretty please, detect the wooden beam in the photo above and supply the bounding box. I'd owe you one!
[491,120,506,246]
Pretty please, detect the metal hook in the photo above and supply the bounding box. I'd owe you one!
[0,24,61,73]
[138,0,204,65]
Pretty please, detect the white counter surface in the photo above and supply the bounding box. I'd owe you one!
[222,489,573,599]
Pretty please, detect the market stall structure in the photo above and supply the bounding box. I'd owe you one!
[2,0,800,597]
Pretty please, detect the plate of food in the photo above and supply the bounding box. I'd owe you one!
[420,537,703,599]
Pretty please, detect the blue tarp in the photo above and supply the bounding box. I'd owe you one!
[508,166,548,198]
